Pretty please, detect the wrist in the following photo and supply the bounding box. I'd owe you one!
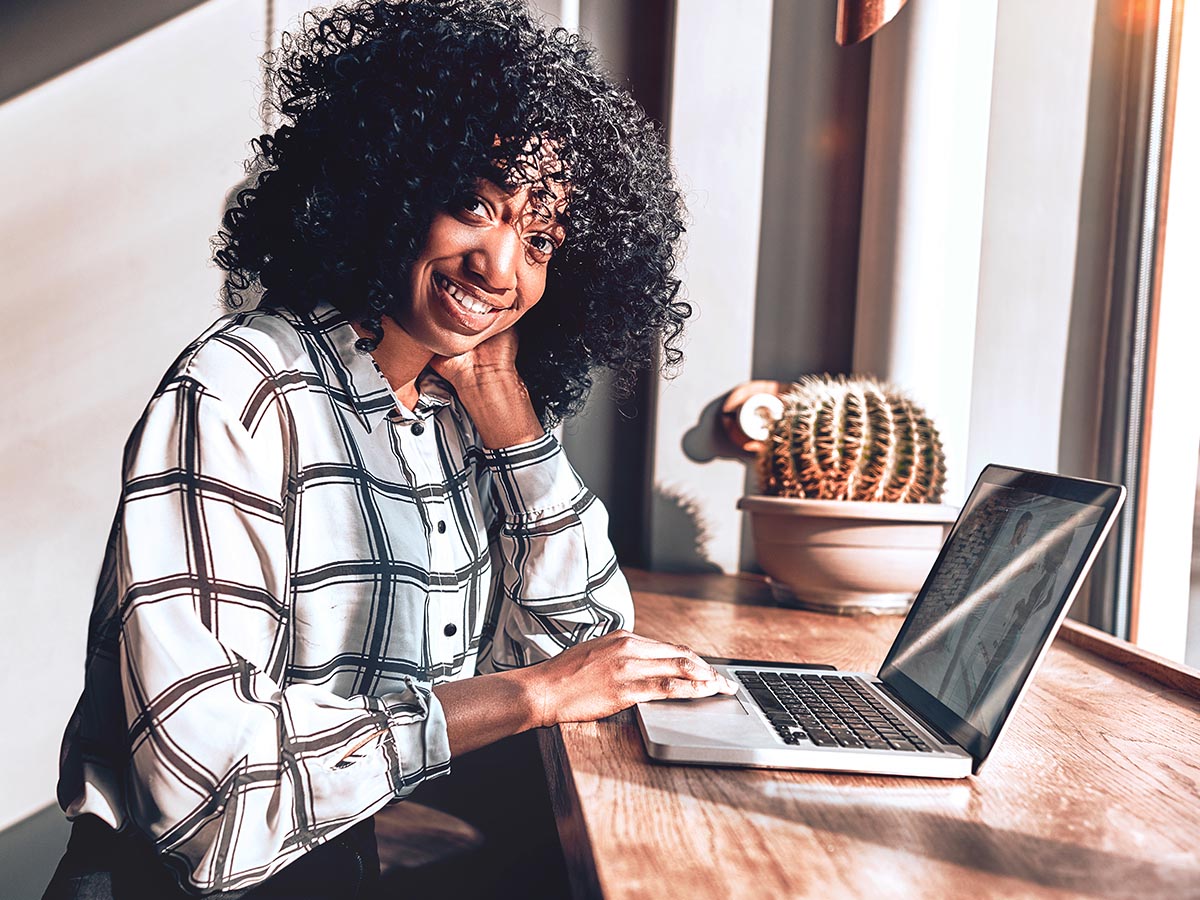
[452,366,527,404]
[455,370,544,450]
[514,665,555,730]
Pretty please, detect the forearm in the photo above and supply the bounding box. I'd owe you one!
[438,631,740,760]
[432,668,545,756]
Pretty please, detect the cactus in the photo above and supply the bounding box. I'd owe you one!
[757,375,946,503]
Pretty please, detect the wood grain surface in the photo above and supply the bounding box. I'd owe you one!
[540,570,1200,900]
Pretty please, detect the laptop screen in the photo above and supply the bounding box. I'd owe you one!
[878,466,1124,769]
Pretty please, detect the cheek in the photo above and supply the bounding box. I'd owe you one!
[518,270,548,311]
[487,281,542,337]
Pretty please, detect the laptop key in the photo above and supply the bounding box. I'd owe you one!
[809,732,839,747]
[749,690,785,708]
[863,738,891,750]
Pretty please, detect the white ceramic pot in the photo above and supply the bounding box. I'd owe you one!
[737,496,960,615]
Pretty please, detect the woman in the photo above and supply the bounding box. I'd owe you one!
[44,1,735,897]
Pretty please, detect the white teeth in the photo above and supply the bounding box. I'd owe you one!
[438,274,494,315]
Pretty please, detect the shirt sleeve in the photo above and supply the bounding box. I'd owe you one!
[475,431,634,671]
[115,373,450,894]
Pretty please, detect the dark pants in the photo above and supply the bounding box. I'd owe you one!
[41,815,379,900]
[42,731,568,899]
[383,730,570,897]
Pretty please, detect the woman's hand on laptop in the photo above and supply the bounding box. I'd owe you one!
[524,630,740,728]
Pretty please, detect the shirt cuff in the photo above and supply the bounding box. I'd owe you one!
[480,432,583,521]
[383,678,452,794]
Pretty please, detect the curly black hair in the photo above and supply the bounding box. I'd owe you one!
[213,0,688,424]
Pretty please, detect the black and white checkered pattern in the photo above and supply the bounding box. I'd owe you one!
[55,302,632,893]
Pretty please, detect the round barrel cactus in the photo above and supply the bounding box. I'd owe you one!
[757,375,946,503]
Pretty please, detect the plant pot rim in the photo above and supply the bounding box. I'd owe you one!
[738,494,960,523]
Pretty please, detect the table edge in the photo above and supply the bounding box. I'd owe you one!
[538,726,605,900]
[1058,619,1200,699]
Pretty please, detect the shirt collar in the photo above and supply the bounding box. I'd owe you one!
[291,302,453,433]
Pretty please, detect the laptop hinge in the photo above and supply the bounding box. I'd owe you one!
[877,681,962,749]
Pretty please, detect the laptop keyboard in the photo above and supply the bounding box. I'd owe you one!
[735,671,934,752]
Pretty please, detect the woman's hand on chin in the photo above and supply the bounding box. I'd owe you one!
[431,328,543,449]
[429,327,520,391]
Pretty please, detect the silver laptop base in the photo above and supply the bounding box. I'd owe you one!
[636,667,973,780]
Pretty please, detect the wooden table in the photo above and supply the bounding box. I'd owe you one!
[539,570,1200,900]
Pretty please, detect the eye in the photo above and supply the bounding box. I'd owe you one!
[456,194,490,218]
[527,233,558,258]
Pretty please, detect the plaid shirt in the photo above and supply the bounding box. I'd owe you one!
[55,302,632,893]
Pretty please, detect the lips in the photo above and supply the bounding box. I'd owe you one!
[432,272,508,333]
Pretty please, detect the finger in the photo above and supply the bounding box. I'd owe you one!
[600,631,691,663]
[629,656,734,691]
[632,675,730,703]
[605,634,737,691]
[617,635,716,673]
[622,654,708,681]
[663,645,730,686]
[715,675,740,694]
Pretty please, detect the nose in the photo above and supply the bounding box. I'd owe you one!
[465,224,519,294]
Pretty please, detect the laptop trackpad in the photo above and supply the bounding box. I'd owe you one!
[670,695,750,716]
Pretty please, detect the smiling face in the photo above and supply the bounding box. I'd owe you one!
[397,174,567,358]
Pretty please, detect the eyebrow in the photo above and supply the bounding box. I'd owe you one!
[475,176,567,230]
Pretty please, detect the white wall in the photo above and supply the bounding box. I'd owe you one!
[647,0,774,572]
[0,0,264,831]
[528,0,578,32]
[850,0,1104,508]
[852,0,998,507]
[966,0,1100,486]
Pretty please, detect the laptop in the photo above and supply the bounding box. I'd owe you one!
[635,465,1125,778]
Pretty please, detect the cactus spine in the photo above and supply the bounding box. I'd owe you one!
[758,375,946,503]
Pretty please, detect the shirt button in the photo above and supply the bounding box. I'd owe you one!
[444,623,458,637]
[437,520,447,534]
[411,421,425,436]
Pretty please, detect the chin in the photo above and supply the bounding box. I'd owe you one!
[434,341,479,359]
[431,328,489,358]
[396,314,480,359]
